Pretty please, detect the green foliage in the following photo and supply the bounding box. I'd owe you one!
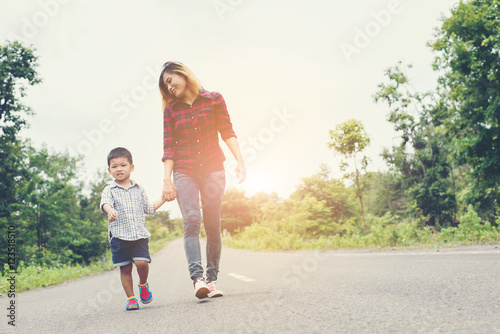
[374,63,457,226]
[362,171,406,216]
[0,41,41,132]
[291,164,356,226]
[327,120,370,232]
[225,207,499,251]
[430,0,500,217]
[221,188,256,234]
[146,211,183,242]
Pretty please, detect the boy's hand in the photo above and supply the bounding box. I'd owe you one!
[108,209,119,221]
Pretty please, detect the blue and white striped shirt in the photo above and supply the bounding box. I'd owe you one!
[100,180,155,241]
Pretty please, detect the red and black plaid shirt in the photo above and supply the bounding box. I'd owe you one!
[162,90,236,176]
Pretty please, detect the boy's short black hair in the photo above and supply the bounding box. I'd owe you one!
[107,147,133,166]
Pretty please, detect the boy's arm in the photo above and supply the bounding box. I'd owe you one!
[153,197,167,211]
[100,186,118,221]
[140,186,159,215]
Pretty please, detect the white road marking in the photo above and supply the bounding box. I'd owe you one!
[227,273,255,282]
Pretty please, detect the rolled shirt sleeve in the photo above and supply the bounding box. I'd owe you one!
[162,106,176,162]
[214,93,236,140]
[141,187,155,216]
[100,185,114,214]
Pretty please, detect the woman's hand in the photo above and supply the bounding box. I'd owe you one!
[236,160,246,184]
[162,179,177,202]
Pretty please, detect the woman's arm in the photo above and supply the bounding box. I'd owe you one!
[224,136,246,183]
[162,158,177,201]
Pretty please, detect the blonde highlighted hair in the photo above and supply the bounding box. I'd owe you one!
[158,61,203,109]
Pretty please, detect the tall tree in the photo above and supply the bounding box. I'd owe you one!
[374,64,457,227]
[0,42,41,269]
[0,41,41,131]
[0,41,41,218]
[327,120,370,233]
[430,0,500,217]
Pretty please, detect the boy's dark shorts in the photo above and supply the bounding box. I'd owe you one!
[110,237,151,267]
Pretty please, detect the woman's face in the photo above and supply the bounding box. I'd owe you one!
[163,72,187,99]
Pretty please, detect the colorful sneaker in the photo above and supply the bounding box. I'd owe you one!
[207,281,223,298]
[138,282,153,304]
[126,296,139,311]
[194,278,209,299]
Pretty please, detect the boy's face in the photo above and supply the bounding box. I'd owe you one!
[108,157,134,183]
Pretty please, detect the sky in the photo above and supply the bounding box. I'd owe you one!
[0,0,459,218]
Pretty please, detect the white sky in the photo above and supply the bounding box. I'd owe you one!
[0,0,458,218]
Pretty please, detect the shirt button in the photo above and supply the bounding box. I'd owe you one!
[197,140,200,142]
[195,127,197,130]
[198,152,200,155]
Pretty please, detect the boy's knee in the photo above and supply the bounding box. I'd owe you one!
[120,263,133,275]
[134,260,149,268]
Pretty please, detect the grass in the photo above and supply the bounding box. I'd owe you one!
[223,206,500,251]
[0,235,177,294]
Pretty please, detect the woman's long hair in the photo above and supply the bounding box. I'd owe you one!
[158,61,203,109]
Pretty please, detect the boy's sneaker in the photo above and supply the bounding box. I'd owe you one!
[126,296,139,311]
[194,278,209,299]
[138,282,153,304]
[207,281,223,298]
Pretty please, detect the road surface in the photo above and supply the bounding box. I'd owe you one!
[2,239,500,333]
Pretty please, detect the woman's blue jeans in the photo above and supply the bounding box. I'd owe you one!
[173,169,226,283]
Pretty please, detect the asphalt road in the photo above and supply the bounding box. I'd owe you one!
[2,239,500,333]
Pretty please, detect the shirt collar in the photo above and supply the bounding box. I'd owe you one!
[171,89,211,107]
[110,179,137,189]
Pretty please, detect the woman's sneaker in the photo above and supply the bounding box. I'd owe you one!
[138,282,153,304]
[194,278,209,299]
[207,281,223,298]
[126,296,139,311]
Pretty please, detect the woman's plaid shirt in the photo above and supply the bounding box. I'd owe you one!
[162,90,236,175]
[100,180,154,241]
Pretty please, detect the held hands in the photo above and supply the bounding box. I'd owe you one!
[107,209,119,222]
[162,179,177,202]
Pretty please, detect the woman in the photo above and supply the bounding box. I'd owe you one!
[159,61,246,299]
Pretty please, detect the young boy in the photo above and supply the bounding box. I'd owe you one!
[100,147,166,311]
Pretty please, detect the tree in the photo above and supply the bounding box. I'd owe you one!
[221,188,255,234]
[77,169,112,263]
[291,164,356,233]
[0,41,41,218]
[0,42,41,268]
[430,0,500,217]
[362,171,406,217]
[327,120,370,233]
[374,63,457,227]
[0,41,41,131]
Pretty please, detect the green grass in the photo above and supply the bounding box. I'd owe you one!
[0,234,178,294]
[223,206,500,251]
